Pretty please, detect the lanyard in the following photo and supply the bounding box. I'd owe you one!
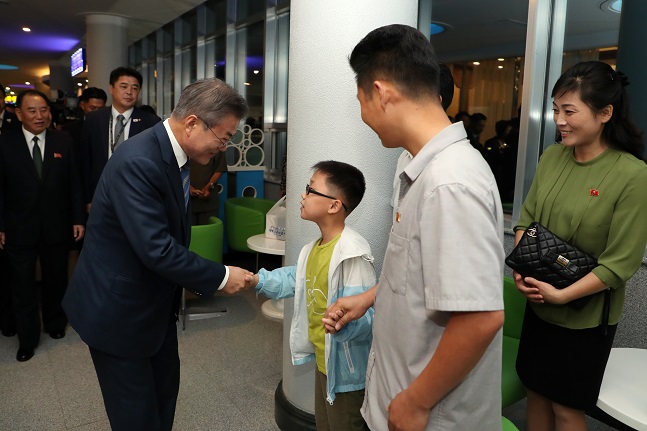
[109,114,132,153]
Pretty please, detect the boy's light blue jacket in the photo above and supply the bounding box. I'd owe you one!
[256,226,376,403]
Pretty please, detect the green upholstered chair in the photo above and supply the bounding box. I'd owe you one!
[181,217,225,330]
[224,197,276,253]
[502,416,520,431]
[501,275,527,407]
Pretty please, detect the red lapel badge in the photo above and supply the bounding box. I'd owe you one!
[54,153,63,158]
[590,188,599,197]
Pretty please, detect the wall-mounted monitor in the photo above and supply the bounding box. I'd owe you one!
[71,48,85,76]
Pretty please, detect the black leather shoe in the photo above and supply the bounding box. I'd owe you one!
[16,348,34,362]
[49,330,66,339]
[1,329,16,337]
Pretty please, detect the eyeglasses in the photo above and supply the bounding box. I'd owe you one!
[197,116,231,148]
[305,184,348,212]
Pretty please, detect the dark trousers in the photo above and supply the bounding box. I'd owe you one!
[0,250,15,333]
[314,369,369,431]
[89,322,181,431]
[5,242,69,349]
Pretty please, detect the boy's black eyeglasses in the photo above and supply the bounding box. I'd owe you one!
[305,184,348,212]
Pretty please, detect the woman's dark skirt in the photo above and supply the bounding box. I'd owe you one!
[515,304,617,410]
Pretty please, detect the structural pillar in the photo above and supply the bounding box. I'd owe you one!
[85,14,129,100]
[277,2,418,429]
[616,0,647,158]
[47,59,75,98]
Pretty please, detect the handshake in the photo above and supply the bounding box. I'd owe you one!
[221,266,260,295]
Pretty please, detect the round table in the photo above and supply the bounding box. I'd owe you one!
[247,234,285,321]
[596,347,647,430]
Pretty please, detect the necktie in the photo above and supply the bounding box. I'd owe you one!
[32,136,42,178]
[114,114,126,150]
[181,163,190,209]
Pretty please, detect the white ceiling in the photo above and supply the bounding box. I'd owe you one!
[0,0,622,94]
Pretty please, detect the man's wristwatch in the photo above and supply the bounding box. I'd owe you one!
[209,182,215,190]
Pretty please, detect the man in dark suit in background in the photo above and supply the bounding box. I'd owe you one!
[0,90,85,362]
[80,67,160,212]
[0,85,19,338]
[61,86,107,157]
[0,86,19,134]
[63,78,253,431]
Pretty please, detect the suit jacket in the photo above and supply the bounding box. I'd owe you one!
[0,129,84,247]
[63,122,226,358]
[0,111,19,135]
[80,106,161,204]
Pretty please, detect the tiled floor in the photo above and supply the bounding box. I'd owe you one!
[0,252,283,431]
[0,249,620,431]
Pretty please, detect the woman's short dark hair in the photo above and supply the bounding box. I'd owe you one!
[551,61,644,160]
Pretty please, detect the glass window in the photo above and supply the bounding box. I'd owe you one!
[236,0,266,22]
[143,33,156,61]
[181,45,197,89]
[242,20,265,126]
[205,0,227,35]
[180,10,197,45]
[129,41,142,68]
[161,23,174,55]
[214,35,226,81]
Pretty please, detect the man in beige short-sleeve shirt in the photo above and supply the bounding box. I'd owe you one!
[324,25,504,430]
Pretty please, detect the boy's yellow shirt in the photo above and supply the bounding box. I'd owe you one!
[305,233,341,374]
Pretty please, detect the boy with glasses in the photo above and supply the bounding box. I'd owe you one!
[252,160,374,431]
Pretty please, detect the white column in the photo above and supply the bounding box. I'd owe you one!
[279,0,419,424]
[85,14,129,101]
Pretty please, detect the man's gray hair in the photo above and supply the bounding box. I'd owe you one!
[172,78,248,127]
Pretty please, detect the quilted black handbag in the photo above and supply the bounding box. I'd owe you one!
[505,221,598,310]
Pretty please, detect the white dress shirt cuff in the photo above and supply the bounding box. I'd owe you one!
[217,265,230,291]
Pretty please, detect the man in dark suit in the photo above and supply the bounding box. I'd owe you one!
[61,86,107,156]
[0,90,85,362]
[63,78,253,431]
[0,85,19,337]
[0,87,19,134]
[80,67,160,211]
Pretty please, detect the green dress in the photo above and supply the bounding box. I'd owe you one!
[516,143,647,329]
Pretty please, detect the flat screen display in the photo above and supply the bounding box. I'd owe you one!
[71,48,85,76]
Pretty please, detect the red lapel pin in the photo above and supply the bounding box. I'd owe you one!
[590,189,599,197]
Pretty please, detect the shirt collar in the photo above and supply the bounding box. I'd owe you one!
[402,122,468,182]
[163,119,188,169]
[111,105,134,120]
[22,127,46,145]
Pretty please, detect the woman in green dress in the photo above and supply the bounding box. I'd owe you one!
[513,61,647,431]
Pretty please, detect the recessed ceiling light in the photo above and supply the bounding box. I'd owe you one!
[600,0,622,13]
[430,21,453,36]
[25,81,30,85]
[253,70,259,75]
[77,83,83,87]
[498,65,504,69]
[473,62,480,66]
[244,82,251,86]
[498,58,505,61]
[22,27,31,32]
